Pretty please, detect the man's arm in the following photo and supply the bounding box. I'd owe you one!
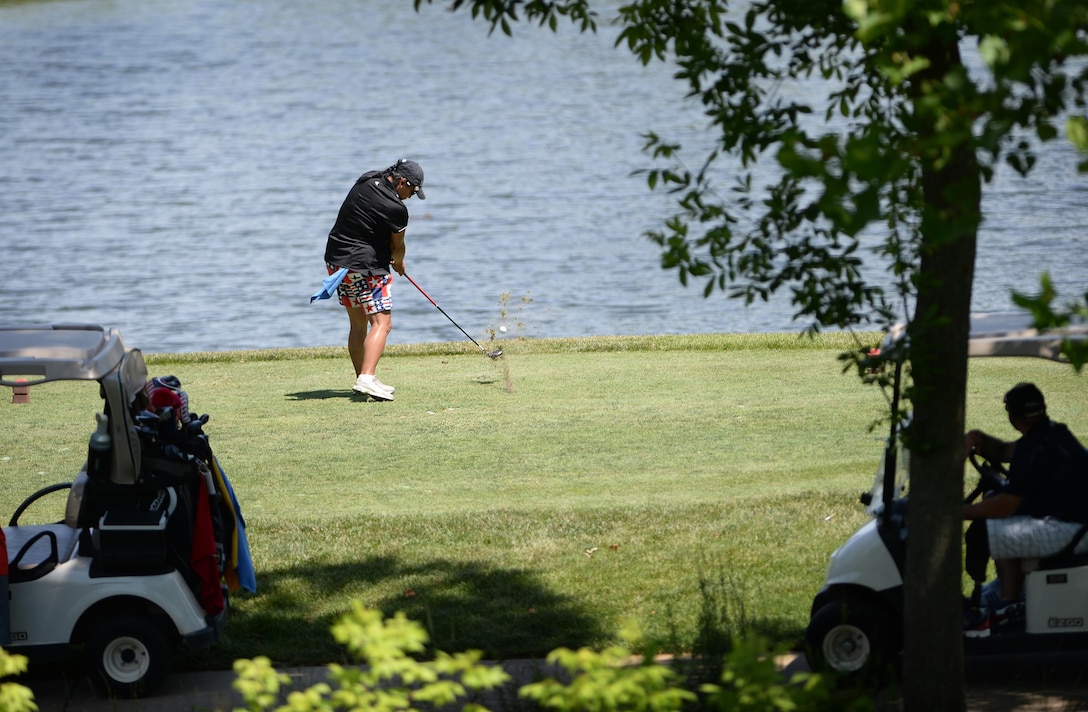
[390,230,406,276]
[964,492,1022,520]
[965,430,1018,462]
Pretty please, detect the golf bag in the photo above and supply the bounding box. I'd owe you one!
[75,375,247,617]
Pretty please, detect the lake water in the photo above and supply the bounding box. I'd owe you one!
[1,0,1085,353]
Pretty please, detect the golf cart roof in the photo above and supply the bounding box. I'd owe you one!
[883,312,1088,361]
[0,324,136,386]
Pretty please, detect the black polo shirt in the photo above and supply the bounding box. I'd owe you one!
[324,170,408,275]
[1006,420,1088,522]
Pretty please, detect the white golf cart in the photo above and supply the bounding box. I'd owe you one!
[805,312,1088,679]
[0,324,241,698]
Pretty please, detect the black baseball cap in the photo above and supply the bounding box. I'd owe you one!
[1004,382,1047,419]
[393,159,425,199]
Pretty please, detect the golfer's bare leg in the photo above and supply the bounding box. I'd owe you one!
[360,310,392,376]
[346,307,369,376]
[995,558,1023,601]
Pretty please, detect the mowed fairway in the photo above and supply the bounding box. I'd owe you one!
[1,333,1084,669]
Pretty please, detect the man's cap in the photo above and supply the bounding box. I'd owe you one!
[1004,382,1047,419]
[393,159,425,199]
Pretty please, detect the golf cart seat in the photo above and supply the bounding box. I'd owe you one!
[5,524,81,583]
[1023,524,1088,573]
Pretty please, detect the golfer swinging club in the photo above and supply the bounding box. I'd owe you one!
[323,158,425,401]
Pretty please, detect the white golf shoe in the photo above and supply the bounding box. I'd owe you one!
[353,374,394,401]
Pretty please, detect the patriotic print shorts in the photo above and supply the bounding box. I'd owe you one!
[326,263,392,314]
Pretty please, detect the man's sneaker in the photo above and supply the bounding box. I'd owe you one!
[352,375,394,401]
[373,377,395,394]
[963,606,991,638]
[992,600,1025,632]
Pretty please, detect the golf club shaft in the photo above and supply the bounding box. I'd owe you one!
[403,273,490,354]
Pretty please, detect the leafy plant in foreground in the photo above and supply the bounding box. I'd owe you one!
[232,604,871,712]
[233,602,511,712]
[0,647,36,712]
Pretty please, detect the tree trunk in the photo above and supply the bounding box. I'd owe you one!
[901,33,981,712]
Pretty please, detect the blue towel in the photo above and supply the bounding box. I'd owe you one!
[310,267,349,303]
[214,456,257,593]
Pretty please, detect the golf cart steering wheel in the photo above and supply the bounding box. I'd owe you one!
[965,452,1008,504]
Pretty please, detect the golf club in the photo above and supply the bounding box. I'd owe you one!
[404,274,503,359]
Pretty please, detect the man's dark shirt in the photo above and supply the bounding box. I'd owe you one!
[324,171,408,275]
[1005,420,1088,523]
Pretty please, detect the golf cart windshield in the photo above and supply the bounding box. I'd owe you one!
[868,439,910,516]
[0,324,148,484]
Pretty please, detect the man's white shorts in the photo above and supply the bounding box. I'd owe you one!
[988,516,1088,559]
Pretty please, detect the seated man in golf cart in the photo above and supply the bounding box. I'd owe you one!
[962,382,1088,635]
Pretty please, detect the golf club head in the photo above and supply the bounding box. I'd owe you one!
[487,349,503,359]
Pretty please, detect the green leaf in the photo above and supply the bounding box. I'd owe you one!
[979,35,1010,68]
[842,0,869,24]
[1067,116,1088,152]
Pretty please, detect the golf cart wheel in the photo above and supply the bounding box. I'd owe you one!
[84,616,172,698]
[806,595,897,681]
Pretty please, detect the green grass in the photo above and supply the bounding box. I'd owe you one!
[1,333,1085,670]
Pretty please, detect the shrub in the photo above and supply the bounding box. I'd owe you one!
[233,602,511,712]
[0,647,37,712]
